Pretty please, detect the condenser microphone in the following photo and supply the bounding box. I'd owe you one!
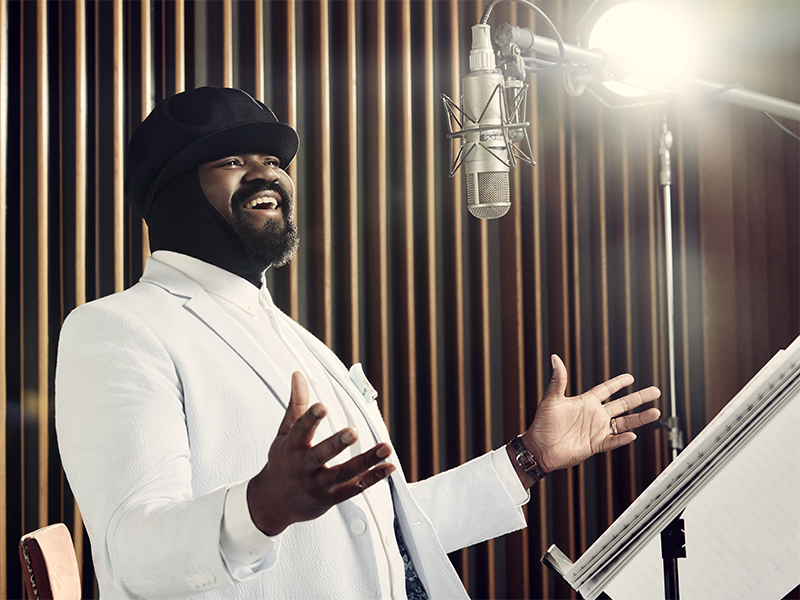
[462,24,511,219]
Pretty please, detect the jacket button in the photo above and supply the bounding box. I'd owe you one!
[186,571,216,589]
[350,519,366,535]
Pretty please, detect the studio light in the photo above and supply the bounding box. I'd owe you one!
[586,1,694,98]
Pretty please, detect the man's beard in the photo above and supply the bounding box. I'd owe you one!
[230,181,299,268]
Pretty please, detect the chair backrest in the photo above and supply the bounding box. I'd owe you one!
[19,523,81,600]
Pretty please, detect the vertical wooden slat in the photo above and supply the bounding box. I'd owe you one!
[621,122,638,505]
[73,0,87,572]
[563,140,579,600]
[0,0,7,593]
[675,114,693,441]
[254,0,264,102]
[473,1,492,461]
[159,1,165,94]
[699,106,738,420]
[552,82,583,597]
[568,17,587,566]
[174,0,184,93]
[478,215,495,596]
[447,0,468,585]
[375,0,390,424]
[36,0,49,529]
[139,0,151,113]
[501,159,529,596]
[399,0,418,480]
[561,88,578,599]
[500,1,530,593]
[286,0,299,319]
[317,0,333,346]
[222,0,232,88]
[526,6,548,593]
[731,111,754,378]
[761,121,791,353]
[645,125,665,472]
[113,0,123,293]
[18,0,26,536]
[534,86,550,600]
[140,0,152,267]
[345,0,359,365]
[422,0,439,475]
[75,0,86,309]
[596,105,613,532]
[92,0,99,301]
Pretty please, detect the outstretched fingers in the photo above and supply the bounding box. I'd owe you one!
[302,427,361,469]
[330,443,395,499]
[281,401,328,451]
[587,372,636,403]
[612,406,661,435]
[296,425,395,495]
[601,385,661,452]
[603,430,639,452]
[605,386,661,417]
[605,386,661,450]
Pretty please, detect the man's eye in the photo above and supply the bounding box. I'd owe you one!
[265,159,280,167]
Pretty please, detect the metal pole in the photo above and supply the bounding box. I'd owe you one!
[659,116,682,462]
[659,116,685,600]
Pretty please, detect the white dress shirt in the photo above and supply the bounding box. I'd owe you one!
[152,251,528,599]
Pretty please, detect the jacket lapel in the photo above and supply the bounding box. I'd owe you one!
[275,312,393,448]
[140,257,387,445]
[140,259,292,409]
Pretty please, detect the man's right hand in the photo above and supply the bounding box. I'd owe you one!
[246,371,395,536]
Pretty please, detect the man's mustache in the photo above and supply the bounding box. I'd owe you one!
[231,180,292,211]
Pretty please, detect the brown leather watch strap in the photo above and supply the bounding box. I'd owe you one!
[509,435,546,483]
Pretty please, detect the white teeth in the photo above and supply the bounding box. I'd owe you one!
[245,196,278,210]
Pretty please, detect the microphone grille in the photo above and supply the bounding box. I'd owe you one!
[466,172,510,219]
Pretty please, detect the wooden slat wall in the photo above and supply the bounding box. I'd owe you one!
[0,0,6,588]
[3,1,799,599]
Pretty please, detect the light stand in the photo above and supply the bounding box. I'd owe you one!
[658,116,683,463]
[657,115,686,600]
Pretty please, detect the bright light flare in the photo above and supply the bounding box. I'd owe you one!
[589,1,694,97]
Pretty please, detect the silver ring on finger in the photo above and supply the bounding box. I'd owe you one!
[611,418,619,435]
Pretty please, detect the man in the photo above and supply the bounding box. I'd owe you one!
[55,87,660,599]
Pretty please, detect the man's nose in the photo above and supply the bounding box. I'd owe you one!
[244,161,280,182]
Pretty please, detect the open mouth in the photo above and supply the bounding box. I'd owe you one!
[243,194,280,211]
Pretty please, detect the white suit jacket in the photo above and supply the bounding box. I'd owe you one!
[55,258,527,599]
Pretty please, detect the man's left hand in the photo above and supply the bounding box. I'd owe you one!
[510,354,661,488]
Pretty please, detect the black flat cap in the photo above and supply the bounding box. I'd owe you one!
[126,87,299,220]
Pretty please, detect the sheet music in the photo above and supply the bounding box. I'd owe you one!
[563,336,800,600]
[604,387,800,599]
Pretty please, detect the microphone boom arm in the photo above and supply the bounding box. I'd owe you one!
[501,26,800,122]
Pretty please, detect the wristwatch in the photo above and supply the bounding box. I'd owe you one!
[509,435,546,483]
